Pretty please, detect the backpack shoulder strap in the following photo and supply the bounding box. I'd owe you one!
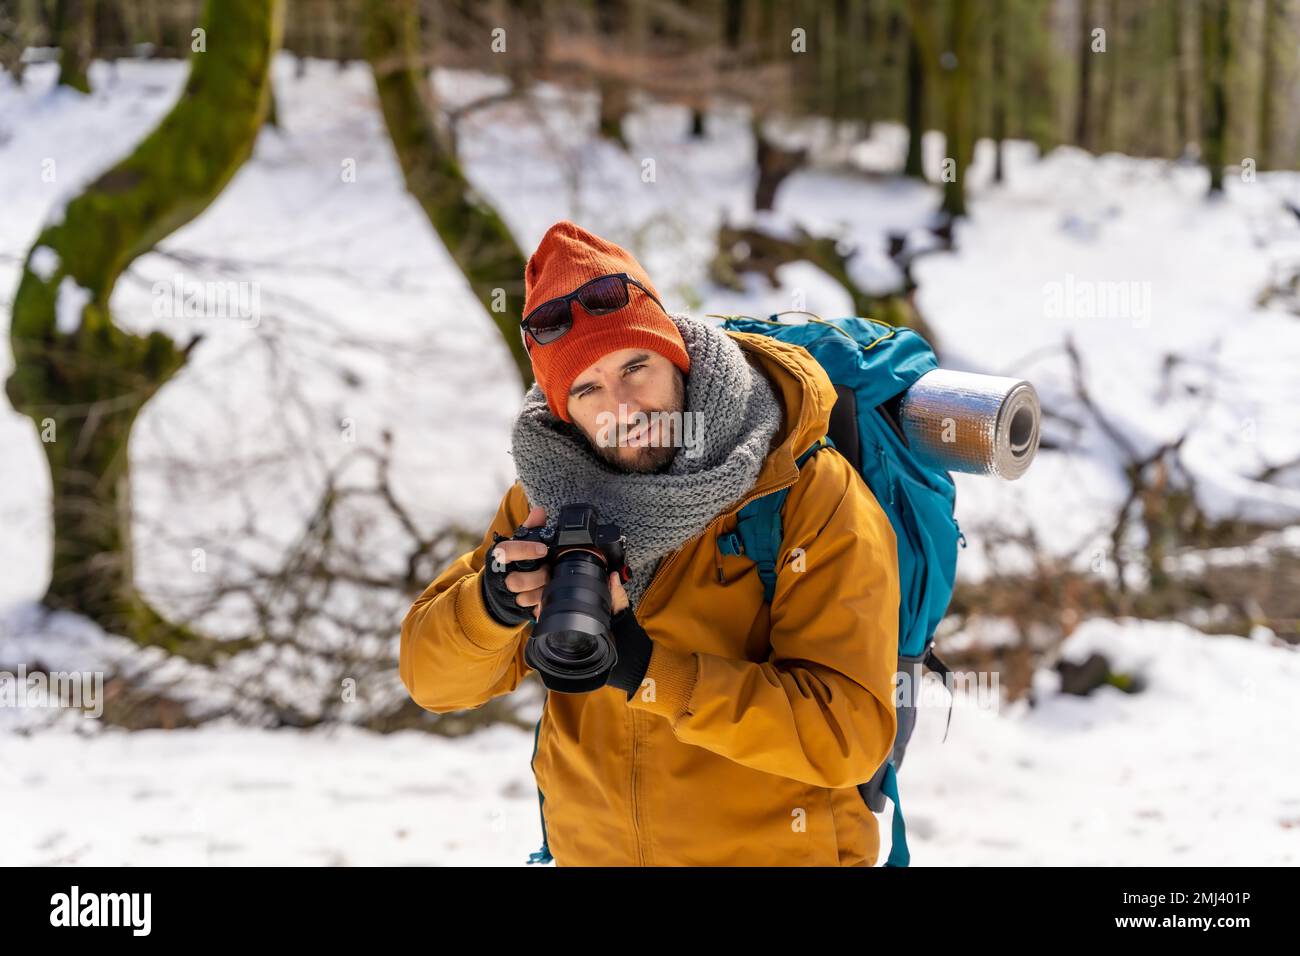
[718,435,833,603]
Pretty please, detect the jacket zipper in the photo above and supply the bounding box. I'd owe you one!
[528,691,553,864]
[630,709,645,864]
[626,464,806,866]
[878,446,896,507]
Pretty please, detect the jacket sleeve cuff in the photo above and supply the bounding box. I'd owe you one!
[627,641,697,723]
[454,570,527,653]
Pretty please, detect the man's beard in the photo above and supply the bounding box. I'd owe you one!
[588,372,686,475]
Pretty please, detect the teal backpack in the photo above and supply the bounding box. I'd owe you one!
[716,313,964,867]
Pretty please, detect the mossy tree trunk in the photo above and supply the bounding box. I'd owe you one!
[908,0,976,219]
[5,0,283,649]
[940,0,976,219]
[363,0,531,387]
[56,0,95,92]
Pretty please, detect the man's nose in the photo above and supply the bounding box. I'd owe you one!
[610,381,641,418]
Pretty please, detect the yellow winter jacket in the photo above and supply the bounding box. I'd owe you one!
[399,331,901,866]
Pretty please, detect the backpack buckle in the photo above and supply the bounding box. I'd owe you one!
[718,531,744,557]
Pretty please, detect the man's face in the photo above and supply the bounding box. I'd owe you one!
[566,347,686,474]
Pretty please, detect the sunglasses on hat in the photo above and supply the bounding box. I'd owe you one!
[520,272,666,348]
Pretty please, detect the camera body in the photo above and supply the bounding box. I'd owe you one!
[498,504,629,694]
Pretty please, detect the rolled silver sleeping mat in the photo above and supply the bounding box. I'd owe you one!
[898,369,1041,480]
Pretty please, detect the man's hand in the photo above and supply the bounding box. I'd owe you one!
[481,505,551,625]
[604,572,652,700]
[607,570,629,616]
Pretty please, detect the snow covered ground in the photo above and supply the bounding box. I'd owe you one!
[2,721,543,866]
[4,616,1297,865]
[2,56,1298,865]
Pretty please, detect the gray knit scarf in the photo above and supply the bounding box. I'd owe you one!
[510,312,785,611]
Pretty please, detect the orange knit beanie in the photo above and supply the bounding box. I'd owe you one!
[523,220,690,422]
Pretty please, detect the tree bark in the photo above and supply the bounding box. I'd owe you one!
[0,0,40,84]
[598,75,631,147]
[1171,0,1187,152]
[1201,0,1230,194]
[753,119,806,211]
[1075,0,1093,150]
[906,0,974,217]
[941,0,976,218]
[1258,0,1277,170]
[56,0,95,92]
[5,0,282,648]
[903,19,926,179]
[992,0,1007,183]
[362,0,532,386]
[1098,0,1119,152]
[594,0,631,147]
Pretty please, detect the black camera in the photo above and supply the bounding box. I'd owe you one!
[498,504,629,694]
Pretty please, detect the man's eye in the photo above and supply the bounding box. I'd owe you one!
[624,364,645,375]
[578,385,599,398]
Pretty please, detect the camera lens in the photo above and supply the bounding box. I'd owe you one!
[547,631,598,663]
[525,549,618,693]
